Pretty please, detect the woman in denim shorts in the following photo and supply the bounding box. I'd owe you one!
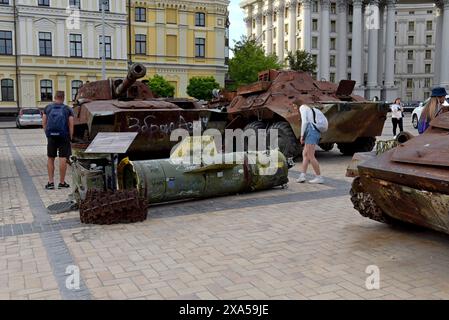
[296,104,324,184]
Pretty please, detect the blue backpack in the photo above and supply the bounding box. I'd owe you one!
[46,104,69,138]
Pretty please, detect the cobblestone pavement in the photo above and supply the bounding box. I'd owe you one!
[2,115,449,300]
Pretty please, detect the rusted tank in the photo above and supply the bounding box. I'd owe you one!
[72,63,227,159]
[225,70,389,158]
[349,111,449,234]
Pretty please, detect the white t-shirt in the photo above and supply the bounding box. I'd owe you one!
[390,104,403,119]
[299,105,315,137]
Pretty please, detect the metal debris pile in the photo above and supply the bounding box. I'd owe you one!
[79,189,148,225]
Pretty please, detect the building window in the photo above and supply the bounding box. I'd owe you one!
[69,0,80,9]
[99,35,111,59]
[263,15,266,25]
[284,40,288,50]
[71,80,83,101]
[330,55,336,67]
[330,3,336,14]
[312,19,318,31]
[195,37,205,58]
[166,35,177,56]
[348,5,353,16]
[330,73,335,83]
[347,73,351,80]
[348,56,352,68]
[312,54,317,65]
[40,80,53,101]
[39,32,52,56]
[424,78,431,88]
[426,21,433,31]
[408,21,414,32]
[285,24,288,35]
[426,35,432,45]
[425,64,431,73]
[273,12,277,22]
[273,27,276,39]
[297,20,302,31]
[0,31,12,55]
[166,8,177,24]
[407,64,413,73]
[312,1,318,13]
[99,0,109,11]
[1,79,14,102]
[406,79,413,89]
[135,34,146,55]
[312,36,318,49]
[330,20,336,33]
[38,0,49,6]
[407,50,413,60]
[348,21,353,33]
[347,39,352,51]
[330,38,336,50]
[70,34,82,57]
[408,36,414,45]
[425,50,431,60]
[135,7,146,22]
[297,37,301,50]
[284,7,288,18]
[424,91,430,99]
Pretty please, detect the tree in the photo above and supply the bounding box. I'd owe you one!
[147,74,175,97]
[186,76,220,101]
[285,50,317,73]
[228,36,282,90]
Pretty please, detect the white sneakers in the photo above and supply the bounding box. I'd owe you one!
[296,173,324,184]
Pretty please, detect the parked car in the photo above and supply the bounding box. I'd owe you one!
[16,107,43,129]
[402,100,421,113]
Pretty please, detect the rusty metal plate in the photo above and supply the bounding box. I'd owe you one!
[336,80,356,97]
[430,111,449,130]
[237,81,272,96]
[391,130,449,167]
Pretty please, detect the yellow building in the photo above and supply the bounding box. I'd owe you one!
[128,0,230,97]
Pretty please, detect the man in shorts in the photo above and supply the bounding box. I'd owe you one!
[42,91,74,190]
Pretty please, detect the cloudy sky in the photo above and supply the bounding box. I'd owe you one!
[228,0,246,55]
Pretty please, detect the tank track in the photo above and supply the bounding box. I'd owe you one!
[350,177,393,224]
[80,189,148,225]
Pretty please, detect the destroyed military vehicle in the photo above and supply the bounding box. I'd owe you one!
[348,110,449,235]
[72,63,227,159]
[224,70,390,159]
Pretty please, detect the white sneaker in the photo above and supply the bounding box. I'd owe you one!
[309,176,324,184]
[296,174,306,183]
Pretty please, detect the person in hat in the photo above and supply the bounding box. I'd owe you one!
[418,87,448,134]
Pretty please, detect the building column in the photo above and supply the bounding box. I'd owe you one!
[440,0,449,88]
[276,0,285,59]
[244,4,253,38]
[337,0,347,82]
[256,1,263,41]
[288,0,297,53]
[319,0,330,81]
[366,0,381,99]
[384,0,397,102]
[377,4,384,87]
[434,2,443,86]
[351,0,364,96]
[265,4,274,54]
[302,0,312,52]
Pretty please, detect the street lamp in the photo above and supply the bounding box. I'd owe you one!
[101,0,108,80]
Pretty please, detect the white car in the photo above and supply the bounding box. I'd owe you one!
[412,96,449,129]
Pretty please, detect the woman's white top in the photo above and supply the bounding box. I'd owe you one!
[390,104,403,119]
[299,105,314,137]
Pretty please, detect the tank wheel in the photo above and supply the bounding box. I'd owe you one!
[319,143,335,152]
[337,137,376,156]
[350,177,394,225]
[412,114,419,129]
[243,121,268,152]
[268,121,302,159]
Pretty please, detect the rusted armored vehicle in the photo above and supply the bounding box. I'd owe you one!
[72,63,227,159]
[349,111,449,235]
[225,70,390,159]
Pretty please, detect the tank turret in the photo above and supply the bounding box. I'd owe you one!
[114,63,147,98]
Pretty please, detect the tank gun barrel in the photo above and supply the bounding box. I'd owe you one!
[115,63,147,97]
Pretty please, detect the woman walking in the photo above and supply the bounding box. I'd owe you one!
[390,98,404,136]
[296,104,324,184]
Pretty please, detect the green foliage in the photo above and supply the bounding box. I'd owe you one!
[285,50,317,73]
[228,36,282,90]
[147,74,175,98]
[186,76,220,101]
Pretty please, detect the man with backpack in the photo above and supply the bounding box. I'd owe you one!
[42,91,74,190]
[295,103,328,184]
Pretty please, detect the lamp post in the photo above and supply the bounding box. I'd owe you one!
[101,0,107,80]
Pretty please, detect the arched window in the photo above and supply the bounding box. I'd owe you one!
[1,79,14,101]
[71,80,83,101]
[40,79,53,101]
